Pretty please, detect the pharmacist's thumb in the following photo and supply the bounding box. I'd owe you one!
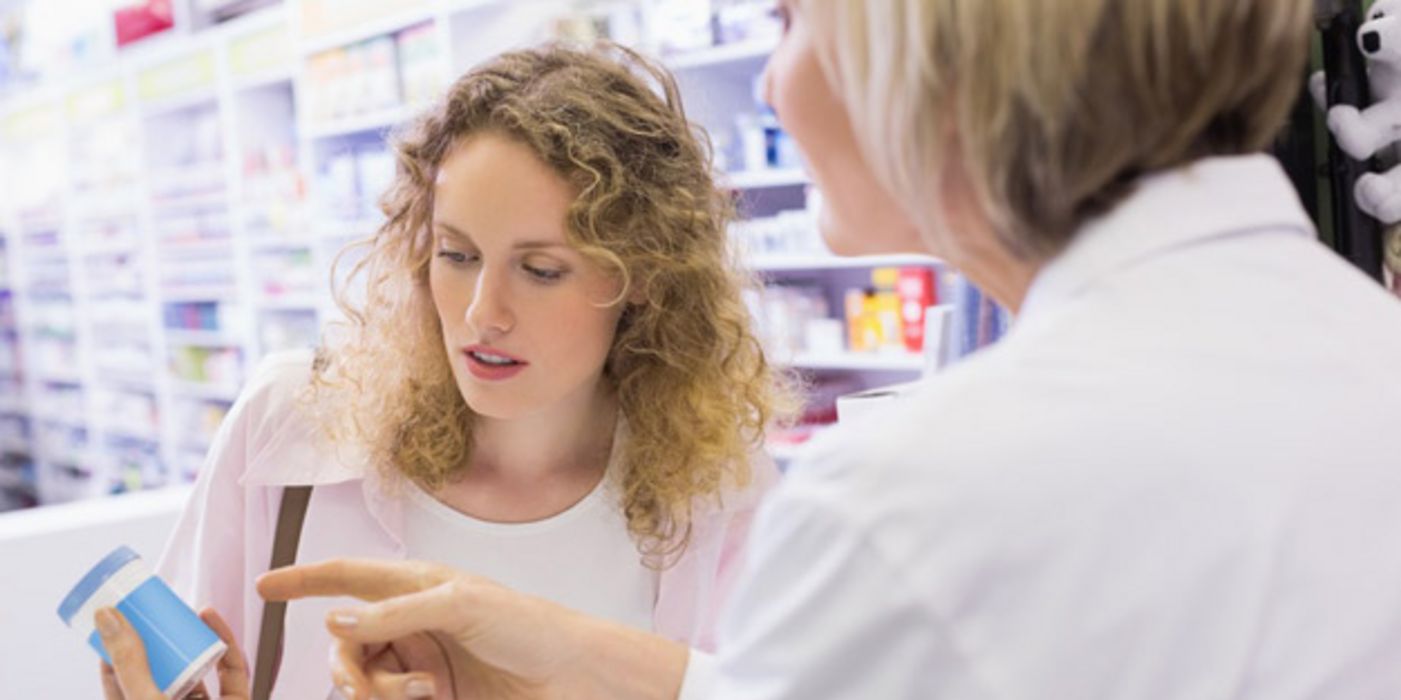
[96,607,163,699]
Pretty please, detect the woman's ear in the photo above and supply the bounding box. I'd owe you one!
[620,271,647,306]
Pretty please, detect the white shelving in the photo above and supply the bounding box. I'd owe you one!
[666,37,777,71]
[299,5,439,56]
[302,105,414,140]
[35,371,85,385]
[32,413,87,430]
[786,352,926,373]
[170,380,242,403]
[446,0,511,14]
[231,69,296,94]
[256,295,321,310]
[161,288,240,303]
[163,329,242,346]
[724,168,810,190]
[750,253,943,272]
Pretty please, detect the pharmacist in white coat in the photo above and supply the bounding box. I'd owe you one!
[196,0,1401,698]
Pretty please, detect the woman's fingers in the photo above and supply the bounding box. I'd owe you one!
[257,559,450,604]
[198,608,250,698]
[99,662,124,700]
[95,608,163,699]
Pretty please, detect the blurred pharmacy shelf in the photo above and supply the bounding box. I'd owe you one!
[0,0,987,509]
[666,36,778,71]
[749,254,944,273]
[786,352,928,373]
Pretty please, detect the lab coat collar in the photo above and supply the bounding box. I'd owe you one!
[1020,154,1315,323]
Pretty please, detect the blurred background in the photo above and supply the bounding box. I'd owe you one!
[0,2,989,694]
[0,0,988,514]
[4,1,1395,696]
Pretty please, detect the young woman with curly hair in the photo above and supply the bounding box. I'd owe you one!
[137,43,794,700]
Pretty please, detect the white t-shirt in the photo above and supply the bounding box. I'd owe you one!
[401,475,659,631]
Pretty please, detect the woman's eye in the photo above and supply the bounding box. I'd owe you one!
[436,250,473,265]
[524,263,565,282]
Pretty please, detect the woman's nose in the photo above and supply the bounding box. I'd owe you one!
[465,271,514,337]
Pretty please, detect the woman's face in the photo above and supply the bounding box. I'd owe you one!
[762,0,927,256]
[429,133,625,421]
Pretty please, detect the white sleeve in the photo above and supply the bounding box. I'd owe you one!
[709,482,992,699]
[676,649,719,700]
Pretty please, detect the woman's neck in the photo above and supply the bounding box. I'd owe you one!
[430,382,620,523]
[469,390,619,483]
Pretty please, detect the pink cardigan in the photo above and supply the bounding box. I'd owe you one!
[157,351,776,699]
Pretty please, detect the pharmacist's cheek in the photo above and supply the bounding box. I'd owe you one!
[771,81,926,254]
[812,168,926,256]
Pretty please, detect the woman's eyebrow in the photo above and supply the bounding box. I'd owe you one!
[514,240,568,251]
[435,221,567,251]
[433,221,473,242]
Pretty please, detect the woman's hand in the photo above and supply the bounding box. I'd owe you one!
[97,607,250,700]
[256,559,689,700]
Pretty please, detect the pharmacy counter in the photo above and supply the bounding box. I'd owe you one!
[0,487,190,698]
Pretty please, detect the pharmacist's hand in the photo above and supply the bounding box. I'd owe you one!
[330,631,470,700]
[257,559,595,700]
[98,607,250,700]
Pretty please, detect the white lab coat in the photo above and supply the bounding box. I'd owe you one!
[684,155,1401,698]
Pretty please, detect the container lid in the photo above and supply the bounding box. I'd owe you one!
[57,546,140,626]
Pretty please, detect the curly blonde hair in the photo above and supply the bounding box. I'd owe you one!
[311,43,795,562]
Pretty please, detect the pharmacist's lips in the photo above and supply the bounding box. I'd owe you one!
[462,345,528,365]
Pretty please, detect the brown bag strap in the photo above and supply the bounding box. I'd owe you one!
[251,485,313,700]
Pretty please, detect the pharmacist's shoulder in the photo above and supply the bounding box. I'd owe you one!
[776,342,1068,514]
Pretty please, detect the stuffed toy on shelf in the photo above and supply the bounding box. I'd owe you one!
[1312,0,1401,296]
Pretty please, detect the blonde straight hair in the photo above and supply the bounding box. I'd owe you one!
[799,0,1313,261]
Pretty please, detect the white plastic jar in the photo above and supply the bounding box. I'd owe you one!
[58,546,226,699]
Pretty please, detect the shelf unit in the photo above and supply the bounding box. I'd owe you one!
[665,37,778,71]
[723,168,811,190]
[785,352,928,373]
[749,253,943,273]
[0,0,947,503]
